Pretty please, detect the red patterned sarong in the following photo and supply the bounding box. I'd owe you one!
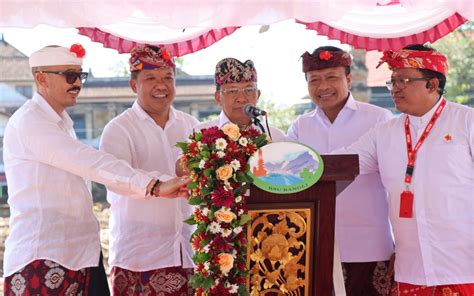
[342,260,393,296]
[391,282,474,296]
[111,266,193,296]
[4,259,91,296]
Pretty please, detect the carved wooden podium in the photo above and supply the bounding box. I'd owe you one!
[246,154,359,295]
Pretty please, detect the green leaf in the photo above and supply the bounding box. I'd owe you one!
[184,216,197,225]
[254,134,268,147]
[187,181,199,189]
[195,133,203,141]
[189,161,200,169]
[200,150,211,159]
[188,196,205,205]
[175,141,189,153]
[203,168,214,178]
[200,186,211,196]
[239,213,251,225]
[238,285,250,296]
[193,251,211,264]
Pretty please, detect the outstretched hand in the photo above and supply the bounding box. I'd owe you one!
[156,176,191,199]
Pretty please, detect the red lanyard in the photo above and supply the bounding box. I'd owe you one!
[403,99,446,187]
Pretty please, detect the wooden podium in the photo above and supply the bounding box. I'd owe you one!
[246,154,359,295]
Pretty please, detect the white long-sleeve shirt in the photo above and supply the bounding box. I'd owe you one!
[336,98,474,285]
[194,111,286,142]
[3,93,154,277]
[100,102,199,271]
[287,94,394,262]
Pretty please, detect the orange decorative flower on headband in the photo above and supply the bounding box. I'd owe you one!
[377,49,448,76]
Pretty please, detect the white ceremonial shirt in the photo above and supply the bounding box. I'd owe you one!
[100,102,199,271]
[287,94,394,262]
[3,93,154,277]
[336,98,474,285]
[194,111,286,142]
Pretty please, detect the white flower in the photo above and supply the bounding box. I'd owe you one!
[198,159,206,169]
[197,141,203,149]
[186,138,193,143]
[215,138,227,150]
[238,137,248,146]
[11,274,26,295]
[204,262,211,270]
[221,228,232,237]
[203,245,210,252]
[208,221,222,234]
[45,267,65,289]
[65,282,79,296]
[235,195,242,203]
[217,151,226,158]
[229,284,239,293]
[239,209,244,215]
[230,159,241,170]
[202,207,209,216]
[224,180,231,189]
[234,226,243,234]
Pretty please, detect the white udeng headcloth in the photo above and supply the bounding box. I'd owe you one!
[29,45,84,67]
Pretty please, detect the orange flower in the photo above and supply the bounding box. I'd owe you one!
[215,209,236,223]
[216,164,233,181]
[222,123,241,141]
[218,253,234,275]
[319,50,333,61]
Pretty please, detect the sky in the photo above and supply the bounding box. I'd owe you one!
[0,20,348,106]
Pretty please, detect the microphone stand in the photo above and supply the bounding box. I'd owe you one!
[252,116,266,136]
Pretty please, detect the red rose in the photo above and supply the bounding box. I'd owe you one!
[319,50,333,61]
[70,43,86,58]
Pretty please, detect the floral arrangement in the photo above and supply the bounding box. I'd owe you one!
[177,123,268,296]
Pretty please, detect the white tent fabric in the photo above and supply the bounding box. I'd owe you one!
[1,1,472,52]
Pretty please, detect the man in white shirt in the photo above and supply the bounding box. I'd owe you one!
[2,44,190,296]
[287,46,394,295]
[193,57,285,141]
[338,44,474,295]
[100,45,199,296]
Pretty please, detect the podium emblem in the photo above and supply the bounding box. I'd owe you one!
[249,141,324,194]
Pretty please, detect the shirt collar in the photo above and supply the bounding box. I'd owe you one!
[32,92,74,128]
[132,101,178,126]
[312,92,358,119]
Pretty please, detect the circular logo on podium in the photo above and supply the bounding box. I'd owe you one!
[248,141,324,194]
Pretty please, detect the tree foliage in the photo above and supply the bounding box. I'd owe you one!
[433,21,474,105]
[257,98,296,133]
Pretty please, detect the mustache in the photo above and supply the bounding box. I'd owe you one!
[67,86,81,92]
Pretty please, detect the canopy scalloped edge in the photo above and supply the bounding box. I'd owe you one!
[77,26,240,57]
[298,13,468,51]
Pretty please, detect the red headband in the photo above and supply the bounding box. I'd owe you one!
[377,49,448,76]
[302,50,352,73]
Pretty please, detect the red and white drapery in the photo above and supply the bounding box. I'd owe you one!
[1,0,472,55]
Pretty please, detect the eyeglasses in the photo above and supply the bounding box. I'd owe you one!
[220,87,258,98]
[386,77,428,91]
[36,71,88,84]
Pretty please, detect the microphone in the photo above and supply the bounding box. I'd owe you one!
[243,104,267,117]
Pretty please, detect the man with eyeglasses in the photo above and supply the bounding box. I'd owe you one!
[3,44,191,295]
[100,45,199,295]
[287,46,394,296]
[192,57,285,140]
[335,44,474,295]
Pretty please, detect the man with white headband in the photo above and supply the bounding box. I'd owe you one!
[3,44,190,295]
[335,44,473,295]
